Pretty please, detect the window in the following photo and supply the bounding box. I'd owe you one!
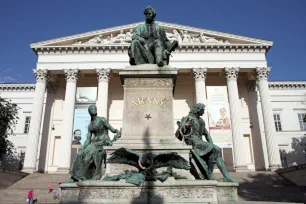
[273,113,282,131]
[298,113,306,131]
[24,116,31,134]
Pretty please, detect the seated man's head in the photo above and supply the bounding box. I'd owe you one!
[144,6,156,23]
[190,103,205,116]
[73,129,81,141]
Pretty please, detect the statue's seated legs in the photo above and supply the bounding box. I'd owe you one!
[92,150,105,180]
[128,39,166,67]
[204,144,237,182]
[151,39,164,67]
[129,39,151,65]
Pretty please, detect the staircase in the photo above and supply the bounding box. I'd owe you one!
[0,171,305,203]
[0,173,69,204]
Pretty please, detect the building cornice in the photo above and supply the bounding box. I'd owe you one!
[0,84,36,91]
[269,81,306,89]
[34,44,269,55]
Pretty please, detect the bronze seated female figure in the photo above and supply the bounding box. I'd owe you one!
[65,104,120,183]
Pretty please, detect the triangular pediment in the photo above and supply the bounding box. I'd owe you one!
[30,21,272,48]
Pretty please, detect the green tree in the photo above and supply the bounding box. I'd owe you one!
[0,96,19,160]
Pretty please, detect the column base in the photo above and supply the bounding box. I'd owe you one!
[234,165,249,172]
[268,164,281,172]
[22,167,35,174]
[56,167,70,174]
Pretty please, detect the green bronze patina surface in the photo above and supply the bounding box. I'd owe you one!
[175,103,237,182]
[65,105,121,183]
[103,147,191,185]
[128,6,178,67]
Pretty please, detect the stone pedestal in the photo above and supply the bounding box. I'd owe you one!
[60,179,238,204]
[104,64,192,179]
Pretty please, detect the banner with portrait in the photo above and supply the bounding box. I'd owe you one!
[207,86,233,148]
[72,87,97,145]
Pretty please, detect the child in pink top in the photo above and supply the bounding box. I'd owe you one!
[48,182,52,193]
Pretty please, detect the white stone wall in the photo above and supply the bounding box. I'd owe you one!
[0,86,45,171]
[269,86,306,166]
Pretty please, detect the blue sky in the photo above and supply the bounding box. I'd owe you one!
[0,0,305,83]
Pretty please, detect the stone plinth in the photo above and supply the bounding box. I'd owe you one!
[104,64,193,179]
[60,179,239,204]
[118,64,178,143]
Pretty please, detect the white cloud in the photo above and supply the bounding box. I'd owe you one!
[0,76,16,83]
[0,68,12,73]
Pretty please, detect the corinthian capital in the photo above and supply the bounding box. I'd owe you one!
[192,67,208,81]
[225,67,240,81]
[33,69,49,83]
[96,68,111,82]
[255,67,270,81]
[64,69,79,82]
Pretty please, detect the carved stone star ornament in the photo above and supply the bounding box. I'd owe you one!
[145,114,152,120]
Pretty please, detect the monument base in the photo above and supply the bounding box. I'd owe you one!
[60,179,238,204]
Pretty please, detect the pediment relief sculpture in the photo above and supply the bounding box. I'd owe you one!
[73,29,230,45]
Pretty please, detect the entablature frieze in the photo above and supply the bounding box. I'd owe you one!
[268,81,306,89]
[34,44,269,55]
[0,84,36,92]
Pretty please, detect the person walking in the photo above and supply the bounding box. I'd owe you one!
[27,189,33,204]
[52,189,57,200]
[57,183,62,200]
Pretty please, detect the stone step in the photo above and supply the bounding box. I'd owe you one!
[0,189,60,203]
[8,173,69,190]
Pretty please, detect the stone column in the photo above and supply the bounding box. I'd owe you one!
[192,67,209,127]
[23,69,48,173]
[225,67,248,171]
[57,69,79,173]
[96,68,111,118]
[38,83,58,172]
[255,67,281,170]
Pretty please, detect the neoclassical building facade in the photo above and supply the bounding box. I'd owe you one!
[1,22,306,173]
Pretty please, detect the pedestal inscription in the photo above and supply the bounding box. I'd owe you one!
[122,78,174,141]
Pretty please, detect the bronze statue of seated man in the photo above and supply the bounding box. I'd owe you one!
[128,6,178,67]
[176,103,237,182]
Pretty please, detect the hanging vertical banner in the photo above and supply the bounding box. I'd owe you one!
[206,86,233,148]
[73,106,91,145]
[72,87,97,145]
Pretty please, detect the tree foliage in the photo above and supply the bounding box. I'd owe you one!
[0,96,19,160]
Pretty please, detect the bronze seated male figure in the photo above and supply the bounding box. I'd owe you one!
[176,103,237,182]
[128,6,178,67]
